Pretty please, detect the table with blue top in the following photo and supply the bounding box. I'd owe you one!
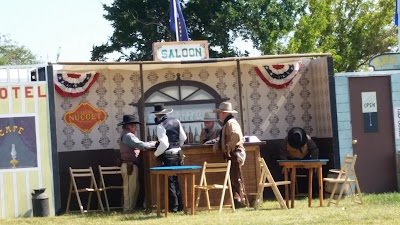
[150,165,202,217]
[277,159,329,208]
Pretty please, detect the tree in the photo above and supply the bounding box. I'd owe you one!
[282,0,397,72]
[234,0,304,55]
[91,0,302,61]
[0,34,40,66]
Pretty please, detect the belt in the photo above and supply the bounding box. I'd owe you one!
[164,151,180,155]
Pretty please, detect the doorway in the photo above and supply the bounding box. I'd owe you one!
[349,76,397,193]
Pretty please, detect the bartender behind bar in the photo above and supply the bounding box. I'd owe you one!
[200,112,221,144]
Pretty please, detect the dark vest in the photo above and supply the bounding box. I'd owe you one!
[119,129,139,164]
[160,117,180,149]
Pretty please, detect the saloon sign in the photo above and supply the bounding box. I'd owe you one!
[153,40,209,62]
[64,102,107,132]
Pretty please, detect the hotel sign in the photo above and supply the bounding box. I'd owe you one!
[153,40,209,62]
[64,102,107,132]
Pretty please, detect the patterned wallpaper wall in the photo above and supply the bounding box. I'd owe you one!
[54,57,332,152]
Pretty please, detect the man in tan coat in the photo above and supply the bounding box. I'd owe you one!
[213,102,248,208]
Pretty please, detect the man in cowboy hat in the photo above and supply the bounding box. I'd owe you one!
[279,127,319,160]
[200,112,221,144]
[213,101,248,208]
[152,103,186,213]
[118,115,156,213]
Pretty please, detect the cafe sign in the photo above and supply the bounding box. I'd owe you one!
[153,40,209,62]
[64,102,107,132]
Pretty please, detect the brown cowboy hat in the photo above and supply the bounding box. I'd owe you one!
[117,115,142,126]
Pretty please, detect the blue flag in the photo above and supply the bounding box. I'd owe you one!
[170,0,189,41]
[396,0,399,26]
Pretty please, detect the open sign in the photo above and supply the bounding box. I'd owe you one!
[361,92,377,113]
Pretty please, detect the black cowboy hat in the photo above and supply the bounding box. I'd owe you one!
[150,103,173,114]
[287,127,307,149]
[117,115,142,126]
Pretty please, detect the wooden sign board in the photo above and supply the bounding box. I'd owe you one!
[369,53,400,71]
[64,102,107,132]
[153,41,209,62]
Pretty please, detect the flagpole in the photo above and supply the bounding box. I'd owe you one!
[398,0,400,51]
[173,0,179,42]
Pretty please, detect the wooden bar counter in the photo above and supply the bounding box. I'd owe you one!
[142,142,265,210]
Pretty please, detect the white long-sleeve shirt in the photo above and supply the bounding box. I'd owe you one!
[154,119,186,157]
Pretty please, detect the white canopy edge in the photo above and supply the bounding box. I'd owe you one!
[53,53,331,73]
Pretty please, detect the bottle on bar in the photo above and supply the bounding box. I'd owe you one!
[194,127,200,143]
[183,125,188,144]
[152,129,158,141]
[147,127,152,142]
[188,126,194,143]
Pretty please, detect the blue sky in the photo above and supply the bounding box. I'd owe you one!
[1,0,259,63]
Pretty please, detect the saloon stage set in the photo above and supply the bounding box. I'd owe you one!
[0,51,341,218]
[51,52,338,213]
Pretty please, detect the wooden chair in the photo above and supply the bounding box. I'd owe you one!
[66,167,105,214]
[194,161,235,213]
[323,154,364,206]
[254,157,290,209]
[98,165,123,212]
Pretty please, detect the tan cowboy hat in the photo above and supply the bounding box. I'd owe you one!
[203,112,218,121]
[150,103,173,115]
[213,102,238,113]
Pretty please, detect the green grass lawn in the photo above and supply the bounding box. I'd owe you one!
[2,193,400,225]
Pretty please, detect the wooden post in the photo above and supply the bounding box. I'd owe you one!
[236,59,245,134]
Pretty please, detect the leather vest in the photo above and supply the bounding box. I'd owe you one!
[160,117,180,149]
[119,129,139,164]
[286,143,309,159]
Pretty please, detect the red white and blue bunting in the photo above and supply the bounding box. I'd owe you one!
[255,61,302,89]
[54,71,99,97]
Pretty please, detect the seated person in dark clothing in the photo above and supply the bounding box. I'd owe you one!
[280,127,319,195]
[280,127,319,160]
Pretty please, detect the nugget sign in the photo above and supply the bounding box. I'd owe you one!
[64,102,107,132]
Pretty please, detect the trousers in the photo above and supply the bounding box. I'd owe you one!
[160,153,183,212]
[120,163,139,212]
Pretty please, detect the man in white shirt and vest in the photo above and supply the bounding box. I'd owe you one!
[152,104,187,213]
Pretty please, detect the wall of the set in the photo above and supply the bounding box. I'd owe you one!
[0,81,55,218]
[334,72,400,163]
[334,71,400,191]
[54,57,333,152]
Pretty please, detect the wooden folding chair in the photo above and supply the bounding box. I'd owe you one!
[194,161,235,213]
[66,167,105,214]
[98,165,123,212]
[254,157,290,209]
[323,154,364,206]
